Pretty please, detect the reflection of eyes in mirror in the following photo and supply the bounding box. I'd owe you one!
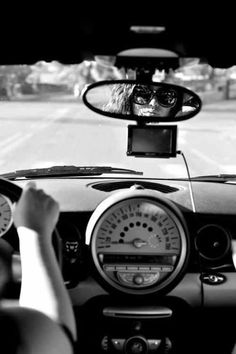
[83,81,202,121]
[131,85,179,117]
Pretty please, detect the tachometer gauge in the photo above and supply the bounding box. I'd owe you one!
[86,189,190,295]
[0,194,13,237]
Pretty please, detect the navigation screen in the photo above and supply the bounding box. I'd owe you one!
[127,125,177,157]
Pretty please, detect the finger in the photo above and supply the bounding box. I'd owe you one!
[48,197,59,209]
[37,189,48,197]
[37,189,45,194]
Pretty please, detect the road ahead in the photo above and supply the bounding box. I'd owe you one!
[0,97,236,178]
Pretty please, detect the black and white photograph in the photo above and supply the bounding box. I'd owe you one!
[0,3,236,353]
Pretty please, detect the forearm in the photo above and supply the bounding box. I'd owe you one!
[18,226,77,340]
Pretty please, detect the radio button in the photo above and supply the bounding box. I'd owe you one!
[117,272,134,284]
[150,267,161,272]
[104,265,116,271]
[143,273,160,284]
[117,272,160,287]
[115,266,126,271]
[111,339,126,351]
[133,275,144,285]
[138,267,150,272]
[148,339,161,351]
[127,266,138,271]
[161,266,173,272]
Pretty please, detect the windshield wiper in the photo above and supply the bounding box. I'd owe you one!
[1,166,143,180]
[190,174,236,183]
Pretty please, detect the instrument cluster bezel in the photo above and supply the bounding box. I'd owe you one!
[86,189,190,296]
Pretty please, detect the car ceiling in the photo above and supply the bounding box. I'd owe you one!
[2,4,235,68]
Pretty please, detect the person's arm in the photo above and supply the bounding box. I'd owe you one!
[13,182,77,341]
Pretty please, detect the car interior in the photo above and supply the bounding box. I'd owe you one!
[1,5,236,354]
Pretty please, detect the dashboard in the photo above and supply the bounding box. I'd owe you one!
[1,176,236,354]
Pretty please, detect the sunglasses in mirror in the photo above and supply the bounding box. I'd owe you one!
[132,86,178,107]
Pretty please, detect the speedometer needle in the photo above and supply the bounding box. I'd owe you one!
[133,238,148,248]
[111,238,147,248]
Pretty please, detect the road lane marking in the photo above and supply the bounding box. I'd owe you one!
[0,133,22,148]
[0,108,71,161]
[48,108,69,119]
[0,133,33,155]
[32,108,71,131]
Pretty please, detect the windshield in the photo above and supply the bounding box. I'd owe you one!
[0,58,235,179]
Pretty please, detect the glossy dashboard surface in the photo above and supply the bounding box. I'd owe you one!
[13,177,236,214]
[6,177,236,308]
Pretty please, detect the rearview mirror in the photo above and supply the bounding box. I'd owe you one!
[82,80,202,122]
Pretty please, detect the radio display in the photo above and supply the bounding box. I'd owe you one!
[103,254,176,265]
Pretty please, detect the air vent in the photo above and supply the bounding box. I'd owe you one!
[195,224,231,261]
[89,180,179,194]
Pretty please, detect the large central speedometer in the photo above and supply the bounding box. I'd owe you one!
[86,188,189,295]
[96,198,181,255]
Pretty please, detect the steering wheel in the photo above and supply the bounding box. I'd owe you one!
[0,177,22,200]
[0,178,62,279]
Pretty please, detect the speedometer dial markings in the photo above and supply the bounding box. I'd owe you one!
[101,227,108,232]
[95,198,181,255]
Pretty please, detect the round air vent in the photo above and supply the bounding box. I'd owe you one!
[195,224,231,261]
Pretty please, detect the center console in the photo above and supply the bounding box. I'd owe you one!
[101,306,173,354]
[75,296,196,354]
